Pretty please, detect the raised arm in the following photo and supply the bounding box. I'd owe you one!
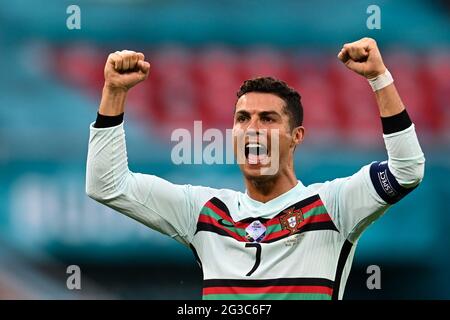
[320,38,425,242]
[85,50,212,246]
[338,37,425,188]
[98,50,150,116]
[338,37,404,117]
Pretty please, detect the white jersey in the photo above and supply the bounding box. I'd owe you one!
[86,122,424,300]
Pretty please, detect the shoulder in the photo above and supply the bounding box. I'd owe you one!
[188,185,242,208]
[304,165,372,196]
[302,176,353,209]
[304,180,338,197]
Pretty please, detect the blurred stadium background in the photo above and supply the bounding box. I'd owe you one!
[0,0,449,299]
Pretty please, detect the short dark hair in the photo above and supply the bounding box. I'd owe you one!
[236,76,303,129]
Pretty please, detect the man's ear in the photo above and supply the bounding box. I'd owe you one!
[291,126,305,148]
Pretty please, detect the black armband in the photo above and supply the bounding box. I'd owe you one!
[381,109,412,134]
[93,112,124,128]
[369,161,416,204]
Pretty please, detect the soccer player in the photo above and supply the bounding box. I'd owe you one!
[86,38,425,300]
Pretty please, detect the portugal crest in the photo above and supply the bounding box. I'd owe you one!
[280,207,304,233]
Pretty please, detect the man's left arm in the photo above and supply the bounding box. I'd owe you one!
[323,38,425,241]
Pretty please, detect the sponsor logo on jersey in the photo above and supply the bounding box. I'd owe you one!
[280,207,304,234]
[245,220,266,242]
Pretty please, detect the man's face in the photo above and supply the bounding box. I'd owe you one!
[233,92,303,180]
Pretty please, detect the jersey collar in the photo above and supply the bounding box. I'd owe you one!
[232,180,307,222]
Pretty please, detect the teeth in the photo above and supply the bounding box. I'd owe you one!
[245,143,268,158]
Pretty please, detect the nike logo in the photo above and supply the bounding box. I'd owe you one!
[218,219,235,227]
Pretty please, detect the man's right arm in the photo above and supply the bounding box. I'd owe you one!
[98,49,149,116]
[85,50,212,246]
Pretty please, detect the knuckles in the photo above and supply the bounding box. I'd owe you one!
[107,50,140,64]
[362,37,377,45]
[344,37,377,51]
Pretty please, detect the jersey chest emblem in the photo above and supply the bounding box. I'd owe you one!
[195,195,338,243]
[280,207,304,234]
[245,220,266,242]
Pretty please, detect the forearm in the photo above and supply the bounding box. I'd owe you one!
[88,87,129,196]
[98,85,128,116]
[373,74,425,187]
[374,82,405,117]
[94,86,127,128]
[86,122,130,200]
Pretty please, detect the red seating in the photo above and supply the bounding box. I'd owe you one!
[49,46,449,143]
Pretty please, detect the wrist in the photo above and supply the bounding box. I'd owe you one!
[99,84,128,116]
[366,65,387,79]
[103,83,128,96]
[367,68,393,91]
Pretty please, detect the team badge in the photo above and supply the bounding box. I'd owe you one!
[245,220,266,243]
[280,207,304,234]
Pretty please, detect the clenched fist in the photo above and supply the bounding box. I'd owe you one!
[104,50,151,92]
[337,37,386,79]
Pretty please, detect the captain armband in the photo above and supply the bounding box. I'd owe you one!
[369,161,417,204]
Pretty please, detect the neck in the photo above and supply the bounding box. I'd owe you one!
[245,167,298,203]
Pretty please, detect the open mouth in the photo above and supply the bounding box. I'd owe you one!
[245,143,269,164]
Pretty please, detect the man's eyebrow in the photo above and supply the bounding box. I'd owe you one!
[234,109,282,118]
[235,110,250,117]
[259,110,281,117]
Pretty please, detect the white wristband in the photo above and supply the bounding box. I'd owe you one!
[368,69,394,92]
